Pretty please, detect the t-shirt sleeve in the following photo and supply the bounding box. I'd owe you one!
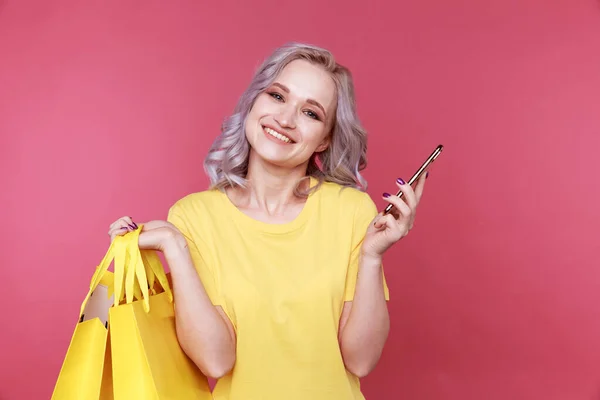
[167,201,222,306]
[344,193,390,302]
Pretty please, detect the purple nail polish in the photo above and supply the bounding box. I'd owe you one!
[128,224,135,230]
[426,171,429,178]
[383,192,391,198]
[397,178,405,185]
[132,222,138,229]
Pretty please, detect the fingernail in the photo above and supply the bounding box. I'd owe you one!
[128,224,135,230]
[397,178,405,185]
[383,192,391,198]
[132,222,138,229]
[426,171,429,178]
[121,227,128,230]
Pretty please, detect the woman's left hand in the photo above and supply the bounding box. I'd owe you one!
[361,173,428,259]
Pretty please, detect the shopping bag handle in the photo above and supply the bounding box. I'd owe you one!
[78,234,124,319]
[78,225,175,318]
[115,226,174,312]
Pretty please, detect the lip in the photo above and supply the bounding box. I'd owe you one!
[261,124,296,143]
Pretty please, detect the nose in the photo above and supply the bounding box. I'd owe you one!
[274,104,296,130]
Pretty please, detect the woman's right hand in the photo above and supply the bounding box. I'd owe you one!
[108,216,185,253]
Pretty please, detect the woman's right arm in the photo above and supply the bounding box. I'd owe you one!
[164,232,236,379]
[108,218,236,379]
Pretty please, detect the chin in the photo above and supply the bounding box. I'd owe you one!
[250,147,290,167]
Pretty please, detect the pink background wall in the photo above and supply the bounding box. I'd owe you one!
[1,1,599,399]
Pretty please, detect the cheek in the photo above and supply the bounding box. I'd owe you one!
[298,123,328,149]
[244,113,258,143]
[250,95,272,116]
[245,101,265,134]
[310,121,330,141]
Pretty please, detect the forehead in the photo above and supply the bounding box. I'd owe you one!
[275,59,337,110]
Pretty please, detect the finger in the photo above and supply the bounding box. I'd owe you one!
[389,207,401,220]
[109,216,129,230]
[107,220,134,238]
[108,226,129,242]
[110,216,137,231]
[381,213,409,241]
[109,220,135,231]
[382,192,412,220]
[395,178,418,210]
[414,172,428,203]
[374,214,405,241]
[374,213,396,230]
[384,203,401,219]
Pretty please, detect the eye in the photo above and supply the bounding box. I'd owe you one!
[304,110,321,121]
[268,92,284,102]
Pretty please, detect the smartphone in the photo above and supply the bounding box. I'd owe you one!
[383,144,443,215]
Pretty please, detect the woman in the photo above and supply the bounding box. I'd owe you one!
[108,42,427,399]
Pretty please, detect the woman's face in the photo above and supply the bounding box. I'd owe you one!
[245,59,337,171]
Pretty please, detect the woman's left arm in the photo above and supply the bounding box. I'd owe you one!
[339,173,428,378]
[338,254,389,378]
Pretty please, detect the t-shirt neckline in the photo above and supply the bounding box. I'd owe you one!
[219,176,320,234]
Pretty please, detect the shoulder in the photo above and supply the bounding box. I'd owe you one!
[317,181,378,218]
[167,189,227,240]
[168,189,224,217]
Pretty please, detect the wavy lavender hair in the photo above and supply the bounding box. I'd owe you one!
[203,42,369,196]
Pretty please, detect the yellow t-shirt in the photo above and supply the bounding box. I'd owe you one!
[167,179,389,400]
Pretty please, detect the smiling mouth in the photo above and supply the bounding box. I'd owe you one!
[263,126,294,144]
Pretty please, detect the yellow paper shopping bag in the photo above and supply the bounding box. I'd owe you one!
[108,233,211,399]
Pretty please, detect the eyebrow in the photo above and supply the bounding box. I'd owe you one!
[272,82,328,119]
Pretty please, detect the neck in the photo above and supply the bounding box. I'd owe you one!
[234,151,310,215]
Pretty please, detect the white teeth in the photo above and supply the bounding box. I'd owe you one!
[264,127,292,143]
